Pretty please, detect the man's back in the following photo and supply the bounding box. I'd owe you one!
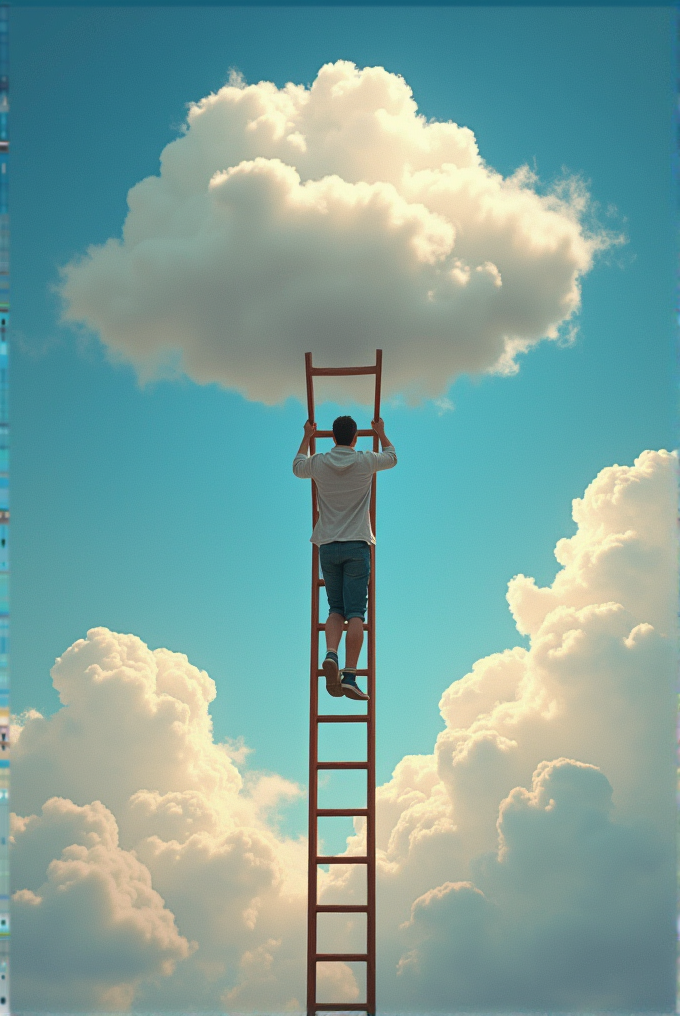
[293,442,397,545]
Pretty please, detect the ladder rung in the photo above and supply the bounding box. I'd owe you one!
[317,761,367,770]
[317,856,369,864]
[317,808,368,817]
[316,904,368,913]
[318,715,368,723]
[317,668,368,677]
[311,1005,370,1012]
[316,952,369,962]
[310,365,376,377]
[315,429,374,438]
[317,623,369,631]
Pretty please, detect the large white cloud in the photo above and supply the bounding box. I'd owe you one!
[11,629,309,1010]
[59,61,612,404]
[11,451,675,1009]
[322,450,677,1010]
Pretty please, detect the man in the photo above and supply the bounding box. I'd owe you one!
[293,415,397,700]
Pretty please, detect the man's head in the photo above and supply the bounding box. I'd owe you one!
[333,416,358,447]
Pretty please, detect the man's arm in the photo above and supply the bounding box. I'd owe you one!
[372,418,392,449]
[370,417,397,471]
[293,420,317,477]
[297,420,316,455]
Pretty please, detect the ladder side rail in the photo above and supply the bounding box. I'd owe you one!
[368,348,383,535]
[305,352,319,1010]
[307,541,320,1009]
[305,349,382,1014]
[366,550,376,1014]
[305,352,320,528]
[366,348,381,1013]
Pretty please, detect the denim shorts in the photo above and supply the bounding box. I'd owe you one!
[319,540,371,621]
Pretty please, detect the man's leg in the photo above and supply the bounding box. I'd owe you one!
[339,542,371,701]
[325,611,345,654]
[345,616,364,669]
[319,543,344,697]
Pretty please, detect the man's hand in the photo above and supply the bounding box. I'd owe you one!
[371,417,391,449]
[297,420,317,457]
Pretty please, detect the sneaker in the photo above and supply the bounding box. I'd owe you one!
[322,651,343,697]
[341,672,369,701]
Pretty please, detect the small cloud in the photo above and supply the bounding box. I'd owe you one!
[227,67,246,89]
[556,321,579,348]
[433,396,454,416]
[221,734,253,766]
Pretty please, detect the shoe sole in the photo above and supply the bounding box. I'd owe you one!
[341,681,369,701]
[322,657,343,697]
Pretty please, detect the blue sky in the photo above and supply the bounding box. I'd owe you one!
[11,3,674,811]
[8,7,677,1010]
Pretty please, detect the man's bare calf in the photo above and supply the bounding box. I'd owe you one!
[326,613,364,670]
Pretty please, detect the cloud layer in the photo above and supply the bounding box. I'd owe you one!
[12,798,191,1009]
[11,631,308,1009]
[369,450,676,1009]
[11,450,675,1008]
[59,62,610,404]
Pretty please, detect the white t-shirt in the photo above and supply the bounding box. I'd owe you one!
[293,444,397,546]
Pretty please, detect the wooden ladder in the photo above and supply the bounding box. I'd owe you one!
[305,350,382,1015]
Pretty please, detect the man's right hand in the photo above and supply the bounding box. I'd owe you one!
[372,418,391,448]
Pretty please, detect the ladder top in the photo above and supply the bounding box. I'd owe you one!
[308,365,377,377]
[314,429,375,438]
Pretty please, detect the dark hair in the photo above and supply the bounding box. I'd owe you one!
[333,415,358,446]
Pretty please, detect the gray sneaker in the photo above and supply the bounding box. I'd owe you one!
[322,652,343,697]
[341,673,369,701]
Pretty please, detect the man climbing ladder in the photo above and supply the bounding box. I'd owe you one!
[293,415,396,699]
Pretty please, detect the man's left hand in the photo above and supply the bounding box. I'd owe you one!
[304,420,317,438]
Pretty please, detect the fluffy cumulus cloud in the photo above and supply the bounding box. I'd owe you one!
[369,450,676,1010]
[59,61,612,404]
[11,630,309,1010]
[11,798,191,1009]
[12,450,675,1009]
